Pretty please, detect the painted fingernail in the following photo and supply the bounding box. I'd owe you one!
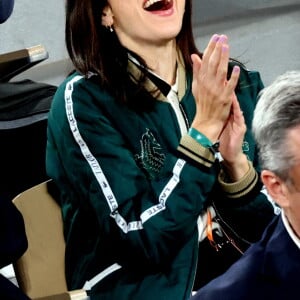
[233,65,240,73]
[219,35,228,43]
[212,34,219,42]
[222,45,229,52]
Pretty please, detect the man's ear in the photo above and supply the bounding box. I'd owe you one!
[261,170,289,208]
[101,5,114,27]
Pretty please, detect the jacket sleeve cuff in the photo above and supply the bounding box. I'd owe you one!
[177,134,216,168]
[218,161,259,199]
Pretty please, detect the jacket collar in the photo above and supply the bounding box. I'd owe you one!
[281,211,300,249]
[127,50,187,102]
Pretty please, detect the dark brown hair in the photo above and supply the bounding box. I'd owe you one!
[65,0,200,102]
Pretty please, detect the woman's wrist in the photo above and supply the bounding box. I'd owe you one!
[190,120,224,143]
[221,153,250,182]
[188,127,213,147]
[188,127,220,155]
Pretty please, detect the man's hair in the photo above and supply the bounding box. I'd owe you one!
[252,70,300,181]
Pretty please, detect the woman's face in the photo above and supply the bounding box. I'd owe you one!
[105,0,186,50]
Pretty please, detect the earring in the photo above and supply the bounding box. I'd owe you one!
[107,25,114,32]
[102,9,114,33]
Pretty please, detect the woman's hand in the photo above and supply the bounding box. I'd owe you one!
[219,96,249,181]
[191,34,240,142]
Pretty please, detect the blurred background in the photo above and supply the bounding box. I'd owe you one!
[193,0,300,85]
[0,0,300,86]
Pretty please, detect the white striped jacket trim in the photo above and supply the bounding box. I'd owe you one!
[65,75,186,234]
[82,263,122,291]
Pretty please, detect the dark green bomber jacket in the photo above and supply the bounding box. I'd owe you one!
[46,57,275,300]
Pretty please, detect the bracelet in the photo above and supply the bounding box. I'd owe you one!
[188,127,220,155]
[188,127,213,147]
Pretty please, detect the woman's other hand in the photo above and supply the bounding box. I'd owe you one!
[219,95,249,181]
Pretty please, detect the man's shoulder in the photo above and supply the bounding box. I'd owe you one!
[192,216,297,300]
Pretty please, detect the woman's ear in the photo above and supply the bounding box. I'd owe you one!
[101,5,114,28]
[261,170,289,208]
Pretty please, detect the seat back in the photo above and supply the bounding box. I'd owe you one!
[0,79,56,202]
[12,180,68,299]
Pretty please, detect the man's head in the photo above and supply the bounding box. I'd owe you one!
[252,71,300,229]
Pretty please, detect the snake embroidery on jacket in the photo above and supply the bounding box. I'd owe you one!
[135,128,166,179]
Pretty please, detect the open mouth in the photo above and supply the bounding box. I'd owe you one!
[143,0,173,12]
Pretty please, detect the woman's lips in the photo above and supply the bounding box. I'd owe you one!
[143,0,173,12]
